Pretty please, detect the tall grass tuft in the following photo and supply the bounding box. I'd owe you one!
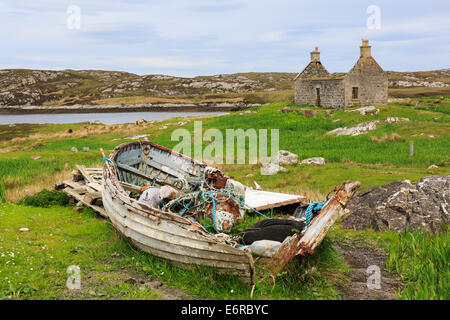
[0,182,5,202]
[386,227,449,300]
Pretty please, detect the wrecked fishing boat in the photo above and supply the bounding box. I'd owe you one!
[101,141,360,285]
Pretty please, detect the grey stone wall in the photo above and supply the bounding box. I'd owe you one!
[343,57,388,107]
[294,78,345,108]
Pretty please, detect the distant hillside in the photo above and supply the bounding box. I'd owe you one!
[0,68,449,106]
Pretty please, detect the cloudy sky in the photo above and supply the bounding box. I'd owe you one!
[1,0,449,76]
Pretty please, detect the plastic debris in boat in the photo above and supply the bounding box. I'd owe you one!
[138,186,162,208]
[249,240,282,258]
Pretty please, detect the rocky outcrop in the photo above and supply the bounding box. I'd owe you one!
[327,118,410,136]
[345,106,379,115]
[342,175,450,232]
[0,69,295,106]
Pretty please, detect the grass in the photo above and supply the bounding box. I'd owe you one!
[0,97,449,299]
[328,226,449,300]
[0,202,164,300]
[385,228,449,300]
[0,200,348,300]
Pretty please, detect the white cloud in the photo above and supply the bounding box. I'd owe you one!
[259,31,286,42]
[122,57,226,69]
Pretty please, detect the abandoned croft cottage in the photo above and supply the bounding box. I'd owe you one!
[294,40,388,108]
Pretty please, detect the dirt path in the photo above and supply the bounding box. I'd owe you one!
[63,266,193,300]
[333,241,403,300]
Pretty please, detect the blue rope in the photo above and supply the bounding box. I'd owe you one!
[179,197,193,217]
[304,200,328,230]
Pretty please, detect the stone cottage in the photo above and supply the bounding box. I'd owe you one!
[294,40,388,108]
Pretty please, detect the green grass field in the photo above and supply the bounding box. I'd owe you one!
[0,96,449,299]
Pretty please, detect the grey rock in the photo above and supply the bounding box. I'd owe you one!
[124,277,137,284]
[82,147,90,152]
[276,150,298,165]
[71,147,78,152]
[345,106,379,115]
[301,157,326,165]
[327,118,410,136]
[260,163,288,175]
[342,175,450,232]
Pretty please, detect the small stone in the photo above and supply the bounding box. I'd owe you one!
[136,119,147,125]
[245,174,254,178]
[301,157,326,165]
[260,163,288,175]
[71,147,78,152]
[125,277,137,284]
[31,156,41,160]
[277,150,298,165]
[428,165,438,169]
[82,147,90,152]
[144,280,163,288]
[19,228,30,232]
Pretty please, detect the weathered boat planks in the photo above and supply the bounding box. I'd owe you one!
[59,165,107,217]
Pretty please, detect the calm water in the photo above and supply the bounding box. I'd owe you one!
[0,111,225,125]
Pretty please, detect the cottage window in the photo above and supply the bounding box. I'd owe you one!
[352,87,359,99]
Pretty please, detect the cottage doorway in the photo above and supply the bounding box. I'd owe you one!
[315,88,321,106]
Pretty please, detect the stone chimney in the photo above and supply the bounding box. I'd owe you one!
[310,47,320,62]
[360,40,371,58]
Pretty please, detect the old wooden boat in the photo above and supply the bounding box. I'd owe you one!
[101,141,360,285]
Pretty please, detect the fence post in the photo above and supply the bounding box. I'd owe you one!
[409,141,414,157]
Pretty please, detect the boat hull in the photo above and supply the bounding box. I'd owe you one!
[101,143,255,284]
